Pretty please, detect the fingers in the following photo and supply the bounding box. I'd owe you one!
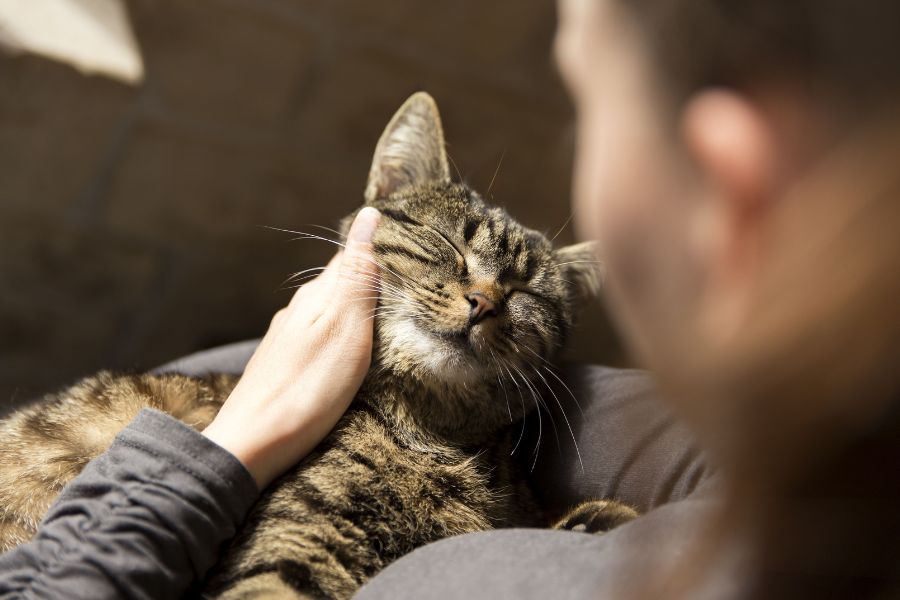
[288,251,342,312]
[331,207,381,328]
[273,208,380,337]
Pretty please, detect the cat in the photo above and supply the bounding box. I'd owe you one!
[0,92,636,599]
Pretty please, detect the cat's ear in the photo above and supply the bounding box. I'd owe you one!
[364,92,451,203]
[554,241,604,303]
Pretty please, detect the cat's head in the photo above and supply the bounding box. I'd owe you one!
[341,93,601,436]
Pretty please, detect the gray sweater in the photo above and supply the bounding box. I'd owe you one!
[0,409,258,599]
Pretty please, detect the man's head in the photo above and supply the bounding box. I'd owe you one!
[554,0,900,392]
[555,0,900,473]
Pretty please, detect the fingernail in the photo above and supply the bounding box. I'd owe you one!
[350,207,380,243]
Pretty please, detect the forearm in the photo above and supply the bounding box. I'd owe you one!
[0,409,258,600]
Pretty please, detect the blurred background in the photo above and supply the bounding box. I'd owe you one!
[0,0,624,409]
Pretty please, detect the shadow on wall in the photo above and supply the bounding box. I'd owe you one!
[0,0,626,408]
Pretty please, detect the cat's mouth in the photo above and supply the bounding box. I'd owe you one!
[433,328,470,345]
[431,323,496,358]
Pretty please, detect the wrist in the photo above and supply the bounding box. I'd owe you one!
[201,419,270,488]
[201,401,335,489]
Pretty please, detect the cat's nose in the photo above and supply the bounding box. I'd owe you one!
[465,292,498,325]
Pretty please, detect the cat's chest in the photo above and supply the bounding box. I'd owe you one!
[279,410,501,545]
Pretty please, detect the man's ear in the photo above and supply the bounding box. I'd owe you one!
[555,241,603,304]
[681,89,779,222]
[364,92,451,203]
[681,89,779,313]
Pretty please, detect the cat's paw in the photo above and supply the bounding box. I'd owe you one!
[552,500,639,534]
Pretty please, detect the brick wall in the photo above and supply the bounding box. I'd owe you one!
[0,0,624,407]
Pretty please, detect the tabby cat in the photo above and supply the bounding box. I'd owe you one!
[0,93,636,599]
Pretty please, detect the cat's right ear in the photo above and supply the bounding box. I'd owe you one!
[364,92,451,203]
[555,241,604,305]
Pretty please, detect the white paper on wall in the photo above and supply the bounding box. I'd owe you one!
[0,0,144,84]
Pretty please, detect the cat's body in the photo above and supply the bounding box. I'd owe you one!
[205,388,539,599]
[0,93,636,599]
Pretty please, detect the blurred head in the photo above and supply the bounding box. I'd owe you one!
[555,0,900,594]
[555,0,900,462]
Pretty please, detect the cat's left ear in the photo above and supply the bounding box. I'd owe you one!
[364,92,451,203]
[554,241,604,303]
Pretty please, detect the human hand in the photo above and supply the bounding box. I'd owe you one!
[202,207,381,489]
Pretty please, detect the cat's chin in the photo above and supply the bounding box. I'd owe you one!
[382,318,491,387]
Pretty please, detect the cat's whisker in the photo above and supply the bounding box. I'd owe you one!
[553,260,603,267]
[516,364,562,456]
[501,364,532,459]
[332,273,414,302]
[363,312,408,325]
[486,149,506,197]
[348,274,411,299]
[347,286,409,302]
[540,366,586,420]
[446,151,464,183]
[365,309,427,324]
[486,346,513,423]
[362,304,422,323]
[509,362,560,471]
[529,364,585,475]
[497,357,529,458]
[519,346,587,420]
[303,223,344,238]
[373,305,427,319]
[282,231,348,251]
[262,225,419,293]
[550,212,575,244]
[303,275,410,303]
[282,266,328,285]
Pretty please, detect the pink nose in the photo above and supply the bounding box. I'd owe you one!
[465,292,498,325]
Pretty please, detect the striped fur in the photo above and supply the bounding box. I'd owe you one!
[0,93,628,599]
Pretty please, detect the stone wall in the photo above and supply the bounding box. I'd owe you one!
[0,0,624,408]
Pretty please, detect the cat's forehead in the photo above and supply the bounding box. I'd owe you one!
[385,184,548,250]
[388,183,479,222]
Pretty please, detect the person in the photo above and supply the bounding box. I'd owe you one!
[2,0,899,596]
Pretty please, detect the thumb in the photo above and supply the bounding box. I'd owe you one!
[333,206,381,317]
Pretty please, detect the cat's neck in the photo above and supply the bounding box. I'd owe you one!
[355,366,517,448]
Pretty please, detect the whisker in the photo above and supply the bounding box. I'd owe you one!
[554,260,603,267]
[503,365,533,460]
[487,346,513,423]
[282,266,328,285]
[519,346,587,420]
[304,223,344,238]
[486,149,507,197]
[447,151,464,182]
[510,362,560,470]
[550,212,575,244]
[529,364,585,474]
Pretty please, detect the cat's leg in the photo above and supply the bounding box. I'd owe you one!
[209,570,322,600]
[203,473,378,600]
[205,528,370,600]
[552,499,639,534]
[209,554,359,600]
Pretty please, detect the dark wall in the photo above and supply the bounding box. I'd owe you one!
[0,0,625,407]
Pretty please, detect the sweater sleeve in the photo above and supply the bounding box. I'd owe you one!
[0,408,259,600]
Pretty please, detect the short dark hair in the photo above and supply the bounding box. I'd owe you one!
[619,0,900,120]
